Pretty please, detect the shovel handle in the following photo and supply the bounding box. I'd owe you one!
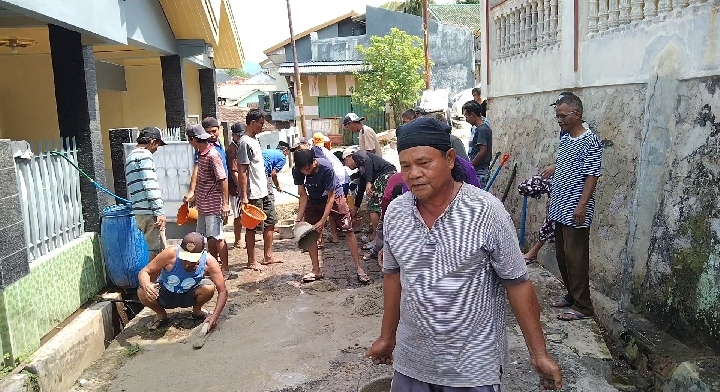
[499,153,510,167]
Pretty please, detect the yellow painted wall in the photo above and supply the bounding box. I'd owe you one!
[123,65,167,129]
[184,62,202,119]
[0,55,59,141]
[98,90,126,171]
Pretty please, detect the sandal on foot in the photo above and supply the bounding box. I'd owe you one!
[302,272,324,283]
[550,296,574,308]
[357,272,371,284]
[524,257,537,264]
[146,317,169,330]
[557,309,590,321]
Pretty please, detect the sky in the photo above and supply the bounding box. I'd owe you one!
[228,0,454,74]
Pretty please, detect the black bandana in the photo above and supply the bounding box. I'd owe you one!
[397,117,452,153]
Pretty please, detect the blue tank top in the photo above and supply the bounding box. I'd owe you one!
[158,247,208,293]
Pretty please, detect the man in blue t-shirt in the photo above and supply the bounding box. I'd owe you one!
[463,100,493,187]
[293,149,369,284]
[262,145,288,200]
[546,94,602,322]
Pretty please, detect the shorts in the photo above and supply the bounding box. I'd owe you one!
[135,214,168,253]
[304,196,353,232]
[158,278,214,309]
[247,196,279,231]
[266,177,276,202]
[391,371,501,392]
[368,171,396,214]
[539,216,556,243]
[197,214,224,239]
[231,196,242,218]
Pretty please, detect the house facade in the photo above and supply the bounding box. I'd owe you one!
[263,6,476,138]
[478,0,720,350]
[0,0,244,364]
[429,3,483,84]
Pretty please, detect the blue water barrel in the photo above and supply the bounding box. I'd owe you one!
[101,204,149,289]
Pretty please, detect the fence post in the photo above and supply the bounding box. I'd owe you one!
[0,140,30,288]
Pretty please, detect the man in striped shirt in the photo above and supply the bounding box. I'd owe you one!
[365,117,562,391]
[186,124,231,279]
[125,127,167,262]
[547,94,603,321]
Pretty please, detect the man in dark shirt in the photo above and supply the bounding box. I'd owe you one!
[342,149,397,250]
[226,123,245,249]
[464,100,493,187]
[293,149,369,284]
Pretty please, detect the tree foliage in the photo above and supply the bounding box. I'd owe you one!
[224,68,251,78]
[455,0,480,4]
[353,28,431,126]
[380,0,435,16]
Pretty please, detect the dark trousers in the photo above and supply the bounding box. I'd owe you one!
[555,223,594,316]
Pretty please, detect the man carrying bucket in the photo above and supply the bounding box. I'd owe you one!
[185,125,232,279]
[292,149,370,284]
[238,109,282,270]
[125,127,167,267]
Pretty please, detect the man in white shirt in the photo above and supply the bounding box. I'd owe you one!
[343,113,383,157]
[237,109,282,270]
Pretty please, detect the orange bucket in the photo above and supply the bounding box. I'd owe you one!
[177,203,198,226]
[241,204,267,229]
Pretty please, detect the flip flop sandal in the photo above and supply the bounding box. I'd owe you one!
[557,309,589,321]
[302,272,324,283]
[550,297,574,308]
[524,257,537,264]
[146,318,169,330]
[363,251,378,261]
[363,242,375,250]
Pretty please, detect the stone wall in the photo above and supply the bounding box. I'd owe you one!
[488,76,720,350]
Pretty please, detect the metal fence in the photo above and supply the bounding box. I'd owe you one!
[14,138,84,262]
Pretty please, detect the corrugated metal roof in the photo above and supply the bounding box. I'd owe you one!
[278,61,367,75]
[428,4,483,32]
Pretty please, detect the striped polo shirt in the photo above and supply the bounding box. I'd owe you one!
[383,184,528,387]
[548,129,603,228]
[195,144,227,215]
[125,148,164,216]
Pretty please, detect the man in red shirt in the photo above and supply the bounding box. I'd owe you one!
[186,125,231,279]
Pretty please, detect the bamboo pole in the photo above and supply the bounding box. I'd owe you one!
[422,0,431,90]
[286,0,306,137]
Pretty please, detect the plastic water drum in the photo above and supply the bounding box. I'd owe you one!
[101,204,149,289]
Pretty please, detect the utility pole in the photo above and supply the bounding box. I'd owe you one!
[422,0,431,90]
[286,0,306,137]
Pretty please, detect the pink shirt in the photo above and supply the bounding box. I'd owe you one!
[195,144,227,215]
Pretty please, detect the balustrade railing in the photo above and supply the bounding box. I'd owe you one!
[493,0,561,60]
[589,0,713,34]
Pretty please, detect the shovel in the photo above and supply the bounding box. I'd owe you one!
[485,153,510,191]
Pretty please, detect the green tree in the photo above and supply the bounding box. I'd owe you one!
[380,0,435,16]
[456,0,480,4]
[353,28,432,126]
[224,68,251,78]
